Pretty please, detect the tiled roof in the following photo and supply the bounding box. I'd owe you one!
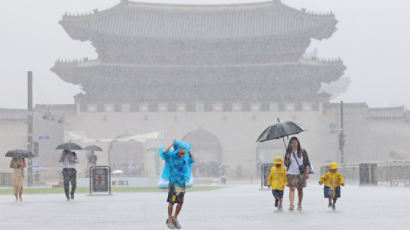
[0,108,27,121]
[60,1,337,41]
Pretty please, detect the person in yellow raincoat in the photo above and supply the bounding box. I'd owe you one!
[267,156,287,211]
[319,162,345,210]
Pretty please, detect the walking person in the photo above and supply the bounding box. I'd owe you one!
[267,156,287,211]
[284,136,310,211]
[159,139,195,229]
[59,149,79,201]
[10,157,26,202]
[319,162,345,210]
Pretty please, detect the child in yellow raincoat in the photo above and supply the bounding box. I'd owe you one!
[319,162,345,210]
[267,156,287,211]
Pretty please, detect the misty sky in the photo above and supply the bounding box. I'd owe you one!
[1,0,409,109]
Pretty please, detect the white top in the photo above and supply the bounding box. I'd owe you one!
[287,150,304,175]
[61,152,79,169]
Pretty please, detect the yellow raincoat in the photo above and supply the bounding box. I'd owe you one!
[319,171,345,188]
[267,156,287,190]
[319,162,345,187]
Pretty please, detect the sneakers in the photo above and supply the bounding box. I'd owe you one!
[332,204,336,210]
[173,220,181,229]
[274,199,279,207]
[328,203,332,208]
[71,194,75,200]
[278,204,283,211]
[166,219,175,229]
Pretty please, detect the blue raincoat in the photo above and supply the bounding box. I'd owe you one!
[158,140,195,188]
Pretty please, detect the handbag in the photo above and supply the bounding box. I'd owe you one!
[292,151,305,175]
[301,149,315,174]
[309,164,315,174]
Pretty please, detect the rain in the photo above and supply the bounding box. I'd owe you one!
[1,0,410,229]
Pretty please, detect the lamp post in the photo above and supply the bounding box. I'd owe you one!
[27,71,33,186]
[339,101,345,164]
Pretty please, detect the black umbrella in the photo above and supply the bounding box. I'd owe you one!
[5,149,34,158]
[256,119,304,148]
[84,145,103,152]
[56,142,82,150]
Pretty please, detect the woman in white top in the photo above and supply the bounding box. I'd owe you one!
[284,137,310,211]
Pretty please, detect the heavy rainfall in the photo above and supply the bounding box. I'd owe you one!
[1,0,410,229]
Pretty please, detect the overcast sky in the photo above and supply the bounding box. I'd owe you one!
[1,0,409,109]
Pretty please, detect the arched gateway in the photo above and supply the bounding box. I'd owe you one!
[182,130,223,177]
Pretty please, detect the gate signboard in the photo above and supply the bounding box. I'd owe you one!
[90,166,111,195]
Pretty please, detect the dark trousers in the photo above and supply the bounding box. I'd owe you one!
[62,168,77,198]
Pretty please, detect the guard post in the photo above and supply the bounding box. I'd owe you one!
[89,166,111,195]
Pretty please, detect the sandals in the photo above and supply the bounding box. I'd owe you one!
[166,219,175,229]
[173,220,182,229]
[297,204,302,211]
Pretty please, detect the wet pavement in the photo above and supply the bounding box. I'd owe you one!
[0,184,409,230]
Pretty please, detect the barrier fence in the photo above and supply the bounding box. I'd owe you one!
[0,173,12,186]
[321,161,410,186]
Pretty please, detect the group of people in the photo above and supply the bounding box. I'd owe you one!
[8,136,345,230]
[9,149,79,202]
[159,137,346,229]
[267,136,345,211]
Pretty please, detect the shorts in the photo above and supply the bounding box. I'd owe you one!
[167,183,185,204]
[324,186,341,198]
[286,174,306,188]
[272,190,284,198]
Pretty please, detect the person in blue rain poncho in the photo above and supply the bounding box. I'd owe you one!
[159,139,195,229]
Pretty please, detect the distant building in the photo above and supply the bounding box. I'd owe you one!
[0,107,64,182]
[52,0,345,107]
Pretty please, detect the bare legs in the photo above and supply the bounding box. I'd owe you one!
[168,203,183,222]
[289,187,295,210]
[297,187,303,208]
[289,187,303,210]
[13,181,23,202]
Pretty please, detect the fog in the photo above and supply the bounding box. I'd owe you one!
[0,2,410,229]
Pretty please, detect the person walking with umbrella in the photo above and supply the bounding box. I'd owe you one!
[284,137,310,211]
[5,149,32,202]
[59,149,79,201]
[10,157,26,202]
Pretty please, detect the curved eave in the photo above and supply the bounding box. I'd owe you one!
[51,58,345,85]
[60,1,337,41]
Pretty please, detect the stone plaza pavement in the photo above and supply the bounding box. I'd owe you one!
[0,184,409,230]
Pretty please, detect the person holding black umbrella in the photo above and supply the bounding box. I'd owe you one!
[10,157,26,202]
[284,136,310,211]
[59,149,79,201]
